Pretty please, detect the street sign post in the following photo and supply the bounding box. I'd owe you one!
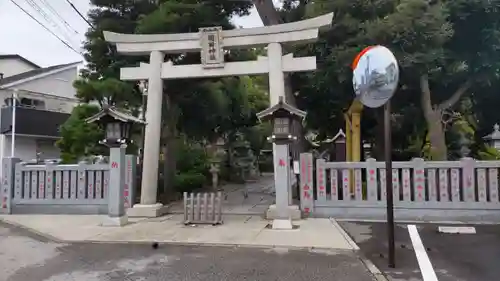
[352,45,399,268]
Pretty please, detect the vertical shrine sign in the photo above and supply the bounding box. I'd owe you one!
[200,27,224,68]
[123,155,137,208]
[299,153,314,213]
[0,158,19,214]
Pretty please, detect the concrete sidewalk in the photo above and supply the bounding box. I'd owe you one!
[0,214,355,250]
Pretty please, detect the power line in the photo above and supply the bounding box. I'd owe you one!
[24,0,77,46]
[38,0,80,34]
[65,0,93,28]
[9,0,81,55]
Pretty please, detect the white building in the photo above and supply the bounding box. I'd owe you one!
[0,54,81,162]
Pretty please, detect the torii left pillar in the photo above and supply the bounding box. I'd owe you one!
[127,51,166,217]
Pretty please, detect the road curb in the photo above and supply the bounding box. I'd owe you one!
[329,218,360,250]
[0,217,354,252]
[358,255,389,281]
[0,218,65,243]
[329,218,389,281]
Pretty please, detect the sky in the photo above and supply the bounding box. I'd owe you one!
[0,0,268,68]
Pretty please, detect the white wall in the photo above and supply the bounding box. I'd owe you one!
[1,136,60,161]
[0,58,37,78]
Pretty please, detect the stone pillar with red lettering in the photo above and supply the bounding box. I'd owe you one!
[104,144,128,226]
[0,157,20,214]
[273,143,291,220]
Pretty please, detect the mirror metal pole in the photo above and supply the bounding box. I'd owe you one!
[384,100,396,268]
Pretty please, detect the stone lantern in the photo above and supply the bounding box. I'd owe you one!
[483,124,500,150]
[256,96,306,230]
[257,97,306,144]
[86,105,145,226]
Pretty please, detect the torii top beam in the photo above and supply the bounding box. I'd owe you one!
[103,13,334,55]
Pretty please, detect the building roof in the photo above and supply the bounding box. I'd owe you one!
[0,54,41,69]
[0,61,80,88]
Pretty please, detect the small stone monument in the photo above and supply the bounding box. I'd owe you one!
[209,162,220,189]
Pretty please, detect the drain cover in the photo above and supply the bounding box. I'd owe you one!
[265,223,300,230]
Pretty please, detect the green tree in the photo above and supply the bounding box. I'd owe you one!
[76,0,159,109]
[78,0,255,195]
[56,104,104,163]
[293,0,500,160]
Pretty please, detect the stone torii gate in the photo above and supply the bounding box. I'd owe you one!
[104,13,333,217]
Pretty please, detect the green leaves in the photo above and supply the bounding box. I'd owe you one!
[73,77,139,108]
[56,104,105,163]
[291,0,500,159]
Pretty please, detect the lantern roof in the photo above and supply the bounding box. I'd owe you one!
[86,105,146,125]
[256,96,306,122]
[484,124,500,141]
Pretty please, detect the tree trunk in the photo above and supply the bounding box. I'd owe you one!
[253,0,305,158]
[420,75,472,160]
[420,75,447,160]
[426,110,448,160]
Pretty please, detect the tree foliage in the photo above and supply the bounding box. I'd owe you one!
[61,0,268,176]
[295,0,500,160]
[56,104,104,163]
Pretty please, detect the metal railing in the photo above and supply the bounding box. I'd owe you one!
[183,191,223,225]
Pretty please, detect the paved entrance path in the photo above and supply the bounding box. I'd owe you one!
[339,221,500,281]
[1,222,378,281]
[169,174,276,215]
[0,214,353,250]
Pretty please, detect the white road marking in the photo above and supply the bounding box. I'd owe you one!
[407,224,439,281]
[438,226,476,234]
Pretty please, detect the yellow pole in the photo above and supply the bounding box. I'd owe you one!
[352,112,361,163]
[345,114,352,162]
[344,113,354,197]
[346,100,364,197]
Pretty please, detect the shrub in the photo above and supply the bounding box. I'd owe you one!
[478,146,500,160]
[174,172,206,193]
[176,142,209,174]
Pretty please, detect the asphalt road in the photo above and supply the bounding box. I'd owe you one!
[339,221,500,281]
[0,222,376,281]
